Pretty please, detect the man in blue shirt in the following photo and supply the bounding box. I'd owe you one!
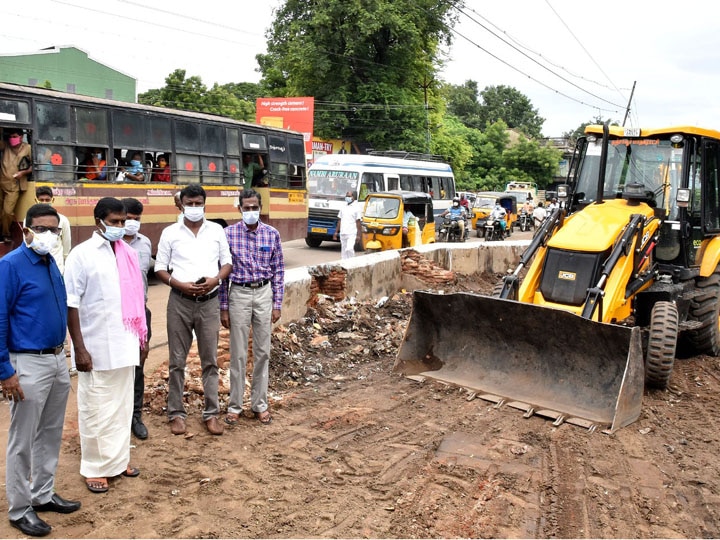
[0,204,80,537]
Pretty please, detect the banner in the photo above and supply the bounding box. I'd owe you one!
[256,97,314,161]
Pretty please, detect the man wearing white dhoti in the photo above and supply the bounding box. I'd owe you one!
[64,197,147,494]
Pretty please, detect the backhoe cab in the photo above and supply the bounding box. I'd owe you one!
[397,124,720,432]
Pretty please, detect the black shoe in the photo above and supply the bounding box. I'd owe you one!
[132,418,148,440]
[9,510,52,537]
[33,493,82,514]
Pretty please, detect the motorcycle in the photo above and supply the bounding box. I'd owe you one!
[518,209,533,232]
[484,218,505,241]
[437,215,468,242]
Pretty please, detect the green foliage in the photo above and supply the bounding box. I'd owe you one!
[442,80,482,130]
[138,69,256,122]
[258,0,461,151]
[478,85,545,139]
[501,138,562,189]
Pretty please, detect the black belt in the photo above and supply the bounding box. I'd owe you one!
[234,279,269,289]
[172,288,219,302]
[13,345,64,355]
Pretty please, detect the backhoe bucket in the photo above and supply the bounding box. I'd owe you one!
[395,291,644,433]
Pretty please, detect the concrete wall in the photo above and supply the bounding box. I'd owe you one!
[279,240,529,325]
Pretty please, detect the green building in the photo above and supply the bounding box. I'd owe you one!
[0,46,136,102]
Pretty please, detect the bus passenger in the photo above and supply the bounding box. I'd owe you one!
[121,152,145,182]
[152,154,171,182]
[0,129,32,243]
[243,154,265,190]
[81,149,107,181]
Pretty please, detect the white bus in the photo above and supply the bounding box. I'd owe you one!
[306,153,456,247]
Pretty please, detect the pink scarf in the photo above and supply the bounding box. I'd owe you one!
[113,239,148,348]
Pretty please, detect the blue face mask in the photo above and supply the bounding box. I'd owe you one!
[130,160,141,167]
[100,220,125,242]
[345,196,353,204]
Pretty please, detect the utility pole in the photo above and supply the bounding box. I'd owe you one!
[622,81,636,127]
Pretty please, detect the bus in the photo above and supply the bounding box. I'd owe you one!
[305,152,455,247]
[0,82,308,257]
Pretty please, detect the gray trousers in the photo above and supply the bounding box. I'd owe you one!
[6,350,70,520]
[166,292,220,421]
[227,283,272,415]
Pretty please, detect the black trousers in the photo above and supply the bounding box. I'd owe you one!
[133,307,151,420]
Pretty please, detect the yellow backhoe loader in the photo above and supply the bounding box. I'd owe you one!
[396,124,720,432]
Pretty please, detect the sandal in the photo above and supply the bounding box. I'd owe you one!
[86,478,109,493]
[224,413,240,426]
[121,466,140,477]
[255,410,272,425]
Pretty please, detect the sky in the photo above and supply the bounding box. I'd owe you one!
[2,0,720,137]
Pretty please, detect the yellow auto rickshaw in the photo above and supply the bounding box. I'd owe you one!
[470,191,518,237]
[362,191,435,252]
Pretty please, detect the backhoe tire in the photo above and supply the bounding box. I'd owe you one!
[686,267,720,355]
[645,301,678,389]
[491,281,503,298]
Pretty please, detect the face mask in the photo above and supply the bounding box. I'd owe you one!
[183,206,205,222]
[27,230,59,255]
[130,160,141,167]
[95,153,102,160]
[453,202,459,207]
[242,210,260,225]
[8,135,21,147]
[100,220,125,242]
[124,219,141,236]
[345,196,353,204]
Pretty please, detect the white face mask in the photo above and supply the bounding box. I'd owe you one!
[345,196,353,204]
[124,219,141,236]
[27,230,59,255]
[242,210,260,225]
[183,206,205,222]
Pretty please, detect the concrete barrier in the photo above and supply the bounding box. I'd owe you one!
[279,240,530,325]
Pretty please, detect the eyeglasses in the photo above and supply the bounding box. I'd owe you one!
[29,226,61,235]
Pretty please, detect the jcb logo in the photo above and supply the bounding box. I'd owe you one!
[558,271,576,281]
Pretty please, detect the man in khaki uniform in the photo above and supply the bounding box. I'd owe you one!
[0,129,32,243]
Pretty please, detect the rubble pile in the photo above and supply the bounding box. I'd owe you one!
[144,251,499,417]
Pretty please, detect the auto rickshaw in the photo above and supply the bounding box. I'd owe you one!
[362,191,435,252]
[470,191,518,237]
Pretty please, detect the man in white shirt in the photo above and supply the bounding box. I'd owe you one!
[333,191,362,259]
[35,186,71,273]
[532,202,547,229]
[65,197,146,494]
[154,184,232,437]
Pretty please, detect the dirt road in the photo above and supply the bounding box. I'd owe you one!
[2,264,720,538]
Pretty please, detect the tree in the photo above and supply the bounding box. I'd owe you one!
[138,69,255,122]
[501,137,562,189]
[257,0,462,152]
[478,85,545,139]
[443,80,483,130]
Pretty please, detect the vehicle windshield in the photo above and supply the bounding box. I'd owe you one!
[308,169,359,198]
[576,137,683,213]
[473,197,495,208]
[364,197,400,219]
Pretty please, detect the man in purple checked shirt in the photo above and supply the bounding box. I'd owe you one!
[219,189,285,426]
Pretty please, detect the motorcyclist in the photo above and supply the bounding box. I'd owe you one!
[489,200,507,234]
[441,197,467,240]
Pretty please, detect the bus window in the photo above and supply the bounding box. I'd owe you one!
[201,124,224,154]
[175,121,200,152]
[400,174,423,191]
[36,102,70,142]
[74,107,108,146]
[268,135,289,164]
[387,176,399,191]
[289,164,304,188]
[35,144,74,182]
[226,128,240,156]
[201,156,224,184]
[176,153,200,183]
[288,138,304,165]
[227,158,241,185]
[359,172,383,201]
[113,110,145,148]
[145,116,171,151]
[0,98,30,124]
[242,132,267,152]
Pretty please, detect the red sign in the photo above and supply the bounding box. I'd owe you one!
[256,97,314,162]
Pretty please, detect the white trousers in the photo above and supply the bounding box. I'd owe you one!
[340,233,356,259]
